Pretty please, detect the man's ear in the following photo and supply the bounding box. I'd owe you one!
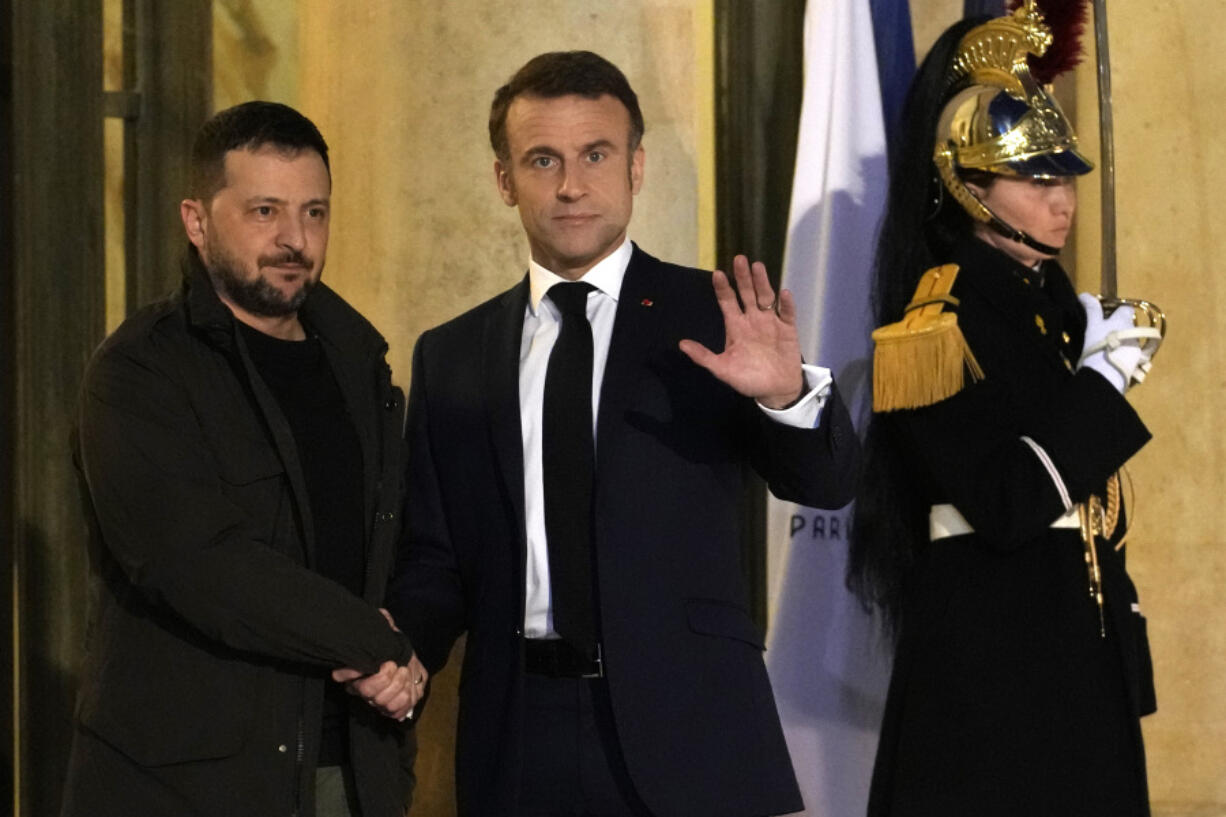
[180,199,208,251]
[494,160,517,207]
[630,144,645,195]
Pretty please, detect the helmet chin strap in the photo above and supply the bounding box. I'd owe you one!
[983,210,1062,256]
[932,147,1065,258]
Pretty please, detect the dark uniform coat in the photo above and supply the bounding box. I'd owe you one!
[867,237,1156,817]
[390,245,861,817]
[63,250,415,817]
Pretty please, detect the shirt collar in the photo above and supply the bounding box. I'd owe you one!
[527,237,632,316]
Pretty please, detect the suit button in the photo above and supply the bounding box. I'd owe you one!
[384,397,398,410]
[277,744,288,753]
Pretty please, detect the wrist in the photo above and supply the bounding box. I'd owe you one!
[759,373,806,410]
[1080,353,1127,394]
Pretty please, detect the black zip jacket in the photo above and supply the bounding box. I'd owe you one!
[63,249,413,817]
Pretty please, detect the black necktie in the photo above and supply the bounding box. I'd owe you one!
[542,281,597,653]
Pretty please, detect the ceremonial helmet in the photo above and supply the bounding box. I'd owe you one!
[933,0,1092,255]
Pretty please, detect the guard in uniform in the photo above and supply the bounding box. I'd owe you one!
[848,3,1163,814]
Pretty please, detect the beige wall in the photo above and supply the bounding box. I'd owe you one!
[293,0,713,383]
[214,0,299,111]
[1081,2,1226,812]
[206,1,1224,813]
[909,0,962,59]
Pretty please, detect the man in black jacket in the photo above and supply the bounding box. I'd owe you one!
[63,101,425,817]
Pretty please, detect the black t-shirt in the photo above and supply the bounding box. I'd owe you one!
[239,321,364,767]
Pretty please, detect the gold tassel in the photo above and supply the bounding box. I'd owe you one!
[1103,472,1121,540]
[872,264,984,412]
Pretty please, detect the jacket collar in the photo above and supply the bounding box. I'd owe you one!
[180,245,388,360]
[954,236,1066,320]
[526,237,632,315]
[953,235,1084,366]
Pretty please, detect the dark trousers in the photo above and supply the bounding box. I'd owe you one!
[316,764,362,817]
[519,674,654,817]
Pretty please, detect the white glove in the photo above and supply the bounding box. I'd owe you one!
[1077,293,1146,393]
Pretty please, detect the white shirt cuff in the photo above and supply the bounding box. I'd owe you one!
[756,364,833,428]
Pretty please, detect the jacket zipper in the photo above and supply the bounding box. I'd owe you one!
[291,714,305,816]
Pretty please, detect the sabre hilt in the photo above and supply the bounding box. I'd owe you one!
[1083,295,1167,388]
[1099,296,1166,356]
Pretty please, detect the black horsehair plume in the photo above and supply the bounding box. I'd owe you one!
[1010,0,1090,83]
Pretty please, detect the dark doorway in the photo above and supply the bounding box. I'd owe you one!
[2,3,211,813]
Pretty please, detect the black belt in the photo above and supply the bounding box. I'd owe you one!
[524,639,604,678]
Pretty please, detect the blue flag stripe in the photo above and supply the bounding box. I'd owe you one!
[869,0,917,152]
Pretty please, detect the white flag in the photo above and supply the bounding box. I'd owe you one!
[765,0,897,814]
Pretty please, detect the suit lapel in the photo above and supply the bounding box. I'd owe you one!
[596,246,669,461]
[484,276,530,544]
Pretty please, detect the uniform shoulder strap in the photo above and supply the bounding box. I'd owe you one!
[871,263,985,411]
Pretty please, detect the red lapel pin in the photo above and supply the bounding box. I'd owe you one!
[640,298,653,307]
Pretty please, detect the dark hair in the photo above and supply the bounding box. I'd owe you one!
[488,51,645,162]
[847,17,990,637]
[190,101,330,200]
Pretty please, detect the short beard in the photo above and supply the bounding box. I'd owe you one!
[203,235,316,318]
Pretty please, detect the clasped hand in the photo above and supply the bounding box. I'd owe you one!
[678,255,805,409]
[1077,293,1156,393]
[331,608,428,722]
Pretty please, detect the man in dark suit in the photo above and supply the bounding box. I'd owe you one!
[390,51,858,817]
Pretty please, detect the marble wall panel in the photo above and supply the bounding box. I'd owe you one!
[1085,1,1226,811]
[295,0,711,384]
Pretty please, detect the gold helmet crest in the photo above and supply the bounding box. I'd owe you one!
[934,0,1093,249]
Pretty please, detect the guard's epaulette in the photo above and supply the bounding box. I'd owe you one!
[871,264,984,411]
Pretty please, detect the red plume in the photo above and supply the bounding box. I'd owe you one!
[1009,0,1090,82]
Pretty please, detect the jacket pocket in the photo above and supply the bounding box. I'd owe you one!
[685,598,765,650]
[79,610,257,766]
[216,441,287,545]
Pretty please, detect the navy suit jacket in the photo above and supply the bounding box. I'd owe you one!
[390,245,859,816]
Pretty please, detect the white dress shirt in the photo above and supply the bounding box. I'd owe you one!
[519,238,833,637]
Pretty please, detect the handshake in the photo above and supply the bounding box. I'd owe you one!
[332,608,428,722]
